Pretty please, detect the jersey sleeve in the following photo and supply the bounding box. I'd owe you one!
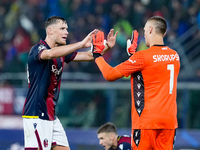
[95,57,124,81]
[64,51,77,63]
[116,51,145,77]
[30,44,48,62]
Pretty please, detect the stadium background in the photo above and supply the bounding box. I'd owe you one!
[0,0,200,149]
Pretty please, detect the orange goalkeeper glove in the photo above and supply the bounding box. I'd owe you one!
[92,30,105,59]
[127,30,139,56]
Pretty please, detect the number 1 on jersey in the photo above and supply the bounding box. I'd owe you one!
[167,64,174,94]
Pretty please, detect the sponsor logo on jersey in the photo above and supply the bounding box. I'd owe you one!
[51,65,62,76]
[153,54,179,62]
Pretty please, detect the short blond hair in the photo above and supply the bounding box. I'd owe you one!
[45,16,66,29]
[97,122,118,134]
[148,16,167,35]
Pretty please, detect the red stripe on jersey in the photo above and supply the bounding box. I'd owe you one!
[46,96,55,120]
[46,58,58,120]
[58,57,65,91]
[46,57,64,120]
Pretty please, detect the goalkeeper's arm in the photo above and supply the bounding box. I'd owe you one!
[95,57,124,81]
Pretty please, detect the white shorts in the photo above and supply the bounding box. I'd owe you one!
[23,117,69,149]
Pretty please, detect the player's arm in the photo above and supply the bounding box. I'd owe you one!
[94,29,141,81]
[40,29,98,60]
[95,57,124,81]
[73,51,94,62]
[73,29,118,62]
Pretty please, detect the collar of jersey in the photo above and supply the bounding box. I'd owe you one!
[40,39,51,49]
[153,44,166,46]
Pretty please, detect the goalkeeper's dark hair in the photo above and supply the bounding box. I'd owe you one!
[97,122,117,134]
[148,16,167,36]
[45,16,66,29]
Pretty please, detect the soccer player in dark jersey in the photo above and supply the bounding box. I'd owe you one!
[22,16,117,150]
[97,122,131,150]
[92,16,180,150]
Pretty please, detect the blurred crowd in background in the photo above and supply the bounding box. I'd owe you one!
[0,0,200,129]
[0,0,200,77]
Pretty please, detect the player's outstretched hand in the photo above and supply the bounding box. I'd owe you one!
[100,29,118,55]
[127,30,139,56]
[81,29,98,48]
[106,29,118,49]
[92,30,105,59]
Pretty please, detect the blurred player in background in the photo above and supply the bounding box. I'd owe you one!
[92,16,180,150]
[97,122,131,150]
[22,16,117,150]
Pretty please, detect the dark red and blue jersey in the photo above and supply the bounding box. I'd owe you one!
[109,135,131,150]
[22,40,77,120]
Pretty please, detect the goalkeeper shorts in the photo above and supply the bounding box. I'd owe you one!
[131,129,176,150]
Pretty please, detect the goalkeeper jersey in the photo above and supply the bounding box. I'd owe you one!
[115,45,180,129]
[22,40,77,120]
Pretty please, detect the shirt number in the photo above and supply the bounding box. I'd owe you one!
[167,64,174,94]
